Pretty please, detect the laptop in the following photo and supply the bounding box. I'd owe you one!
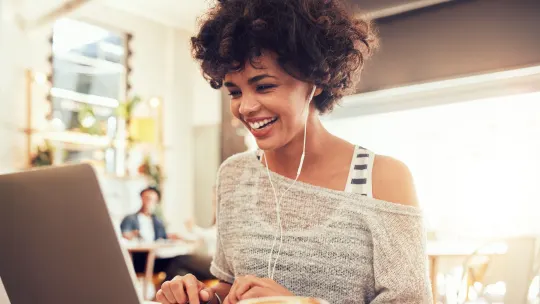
[0,164,155,304]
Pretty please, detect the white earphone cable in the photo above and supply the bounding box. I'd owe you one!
[265,85,316,280]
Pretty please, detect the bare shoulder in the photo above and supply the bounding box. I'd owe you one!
[372,154,419,207]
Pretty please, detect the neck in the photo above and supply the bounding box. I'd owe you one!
[264,114,333,178]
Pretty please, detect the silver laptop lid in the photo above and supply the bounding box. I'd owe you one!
[0,164,142,304]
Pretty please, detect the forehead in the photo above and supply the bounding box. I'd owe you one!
[224,53,284,82]
[142,191,158,197]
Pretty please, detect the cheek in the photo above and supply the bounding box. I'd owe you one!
[275,100,304,126]
[230,100,241,119]
[261,94,295,117]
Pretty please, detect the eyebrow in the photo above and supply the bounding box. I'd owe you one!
[224,74,277,87]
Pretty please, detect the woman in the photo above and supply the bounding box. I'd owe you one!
[157,0,432,303]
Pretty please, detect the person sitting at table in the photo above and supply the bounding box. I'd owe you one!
[120,186,215,282]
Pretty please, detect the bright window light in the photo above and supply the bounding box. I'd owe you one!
[53,19,109,54]
[325,91,540,238]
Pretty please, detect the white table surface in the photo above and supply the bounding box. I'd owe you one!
[123,240,198,258]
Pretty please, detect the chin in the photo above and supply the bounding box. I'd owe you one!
[254,136,284,152]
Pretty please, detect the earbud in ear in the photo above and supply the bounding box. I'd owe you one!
[308,85,317,103]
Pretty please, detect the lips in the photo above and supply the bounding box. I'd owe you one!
[248,117,278,130]
[245,116,278,138]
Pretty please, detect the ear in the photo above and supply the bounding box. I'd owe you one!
[314,87,323,97]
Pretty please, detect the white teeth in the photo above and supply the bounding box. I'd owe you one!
[249,117,277,130]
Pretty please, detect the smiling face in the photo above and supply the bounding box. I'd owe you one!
[225,52,318,151]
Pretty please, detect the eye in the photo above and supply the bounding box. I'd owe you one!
[228,90,241,98]
[256,84,277,92]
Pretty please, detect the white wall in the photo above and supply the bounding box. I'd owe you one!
[192,76,221,126]
[191,75,221,229]
[0,3,220,232]
[0,2,51,173]
[324,92,540,238]
[193,125,219,227]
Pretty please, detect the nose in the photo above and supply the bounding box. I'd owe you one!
[238,95,261,118]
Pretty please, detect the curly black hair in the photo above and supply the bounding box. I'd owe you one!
[191,0,378,113]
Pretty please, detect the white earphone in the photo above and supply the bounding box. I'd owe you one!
[263,85,317,280]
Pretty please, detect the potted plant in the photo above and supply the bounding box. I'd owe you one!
[30,140,55,167]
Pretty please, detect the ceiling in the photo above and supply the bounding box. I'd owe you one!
[102,0,211,32]
[5,0,210,32]
[8,0,452,33]
[100,0,422,32]
[8,0,68,21]
[351,0,414,13]
[100,0,453,31]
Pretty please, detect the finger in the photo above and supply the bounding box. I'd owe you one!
[199,287,215,302]
[240,287,265,300]
[227,279,239,304]
[160,281,177,303]
[169,278,187,304]
[235,276,261,300]
[224,294,232,304]
[231,276,261,304]
[156,289,173,304]
[184,274,202,304]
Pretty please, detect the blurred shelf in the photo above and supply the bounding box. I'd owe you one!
[42,131,111,148]
[55,52,126,74]
[51,87,119,108]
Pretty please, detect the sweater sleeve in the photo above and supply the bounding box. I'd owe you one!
[368,208,433,304]
[209,162,235,284]
[210,229,235,284]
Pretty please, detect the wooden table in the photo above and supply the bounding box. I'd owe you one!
[426,240,507,303]
[125,241,198,300]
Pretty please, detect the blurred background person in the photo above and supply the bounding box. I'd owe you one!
[121,186,214,282]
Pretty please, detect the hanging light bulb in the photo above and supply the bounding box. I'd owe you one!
[33,72,48,85]
[149,97,161,108]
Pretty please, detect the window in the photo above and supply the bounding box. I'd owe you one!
[49,18,129,173]
[324,92,540,238]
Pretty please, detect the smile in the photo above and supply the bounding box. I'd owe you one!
[248,117,278,130]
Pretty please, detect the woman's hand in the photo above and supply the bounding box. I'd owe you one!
[156,274,214,304]
[224,275,294,304]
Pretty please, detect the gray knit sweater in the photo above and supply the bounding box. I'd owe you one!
[210,151,432,303]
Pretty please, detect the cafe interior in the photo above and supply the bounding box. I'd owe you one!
[1,0,539,303]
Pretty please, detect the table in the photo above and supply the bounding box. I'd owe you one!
[125,241,198,300]
[135,240,507,302]
[426,240,507,303]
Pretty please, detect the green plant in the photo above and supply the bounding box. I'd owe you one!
[117,95,142,145]
[77,104,102,135]
[116,95,142,122]
[30,140,54,167]
[137,155,164,189]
